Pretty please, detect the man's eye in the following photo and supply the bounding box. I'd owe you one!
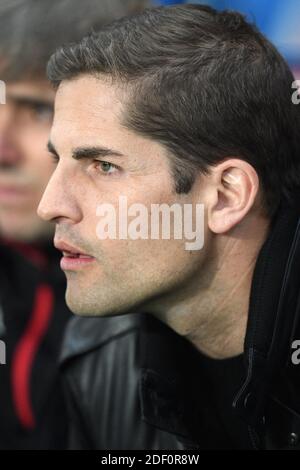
[95,161,118,174]
[35,103,53,116]
[28,103,54,122]
[50,154,59,164]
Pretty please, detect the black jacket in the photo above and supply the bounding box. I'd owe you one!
[0,241,70,449]
[61,203,300,450]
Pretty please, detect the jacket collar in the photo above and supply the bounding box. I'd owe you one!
[139,202,300,447]
[139,313,207,445]
[233,203,300,428]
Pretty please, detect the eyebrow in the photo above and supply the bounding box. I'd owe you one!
[47,140,125,160]
[8,95,54,109]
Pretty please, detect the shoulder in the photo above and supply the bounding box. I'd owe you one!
[60,313,148,449]
[60,312,143,364]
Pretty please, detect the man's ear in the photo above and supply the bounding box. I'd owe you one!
[207,159,259,234]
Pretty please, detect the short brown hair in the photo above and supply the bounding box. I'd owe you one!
[47,4,300,216]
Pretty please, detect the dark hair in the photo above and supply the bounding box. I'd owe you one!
[0,0,149,80]
[47,4,300,216]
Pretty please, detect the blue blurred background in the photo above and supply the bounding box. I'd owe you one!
[153,0,300,77]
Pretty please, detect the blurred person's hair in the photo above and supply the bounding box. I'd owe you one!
[0,0,149,80]
[47,4,300,217]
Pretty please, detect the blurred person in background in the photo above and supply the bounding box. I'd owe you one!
[0,0,148,449]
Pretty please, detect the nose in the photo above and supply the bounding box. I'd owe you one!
[0,139,21,167]
[0,105,22,167]
[37,164,82,224]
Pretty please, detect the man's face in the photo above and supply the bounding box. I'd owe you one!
[0,80,55,241]
[38,75,209,316]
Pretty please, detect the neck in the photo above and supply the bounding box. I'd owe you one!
[149,213,270,359]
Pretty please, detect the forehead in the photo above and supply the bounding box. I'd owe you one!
[54,75,123,128]
[6,80,54,101]
[51,75,164,160]
[52,75,129,148]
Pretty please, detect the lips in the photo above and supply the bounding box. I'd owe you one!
[62,252,92,259]
[54,240,90,256]
[0,185,32,204]
[54,240,95,271]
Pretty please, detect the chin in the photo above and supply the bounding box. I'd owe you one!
[65,292,107,316]
[65,291,136,318]
[65,295,88,316]
[0,218,53,243]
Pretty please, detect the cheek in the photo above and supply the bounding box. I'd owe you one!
[77,173,182,249]
[28,156,55,197]
[0,206,40,226]
[36,157,55,183]
[20,121,51,150]
[23,127,55,190]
